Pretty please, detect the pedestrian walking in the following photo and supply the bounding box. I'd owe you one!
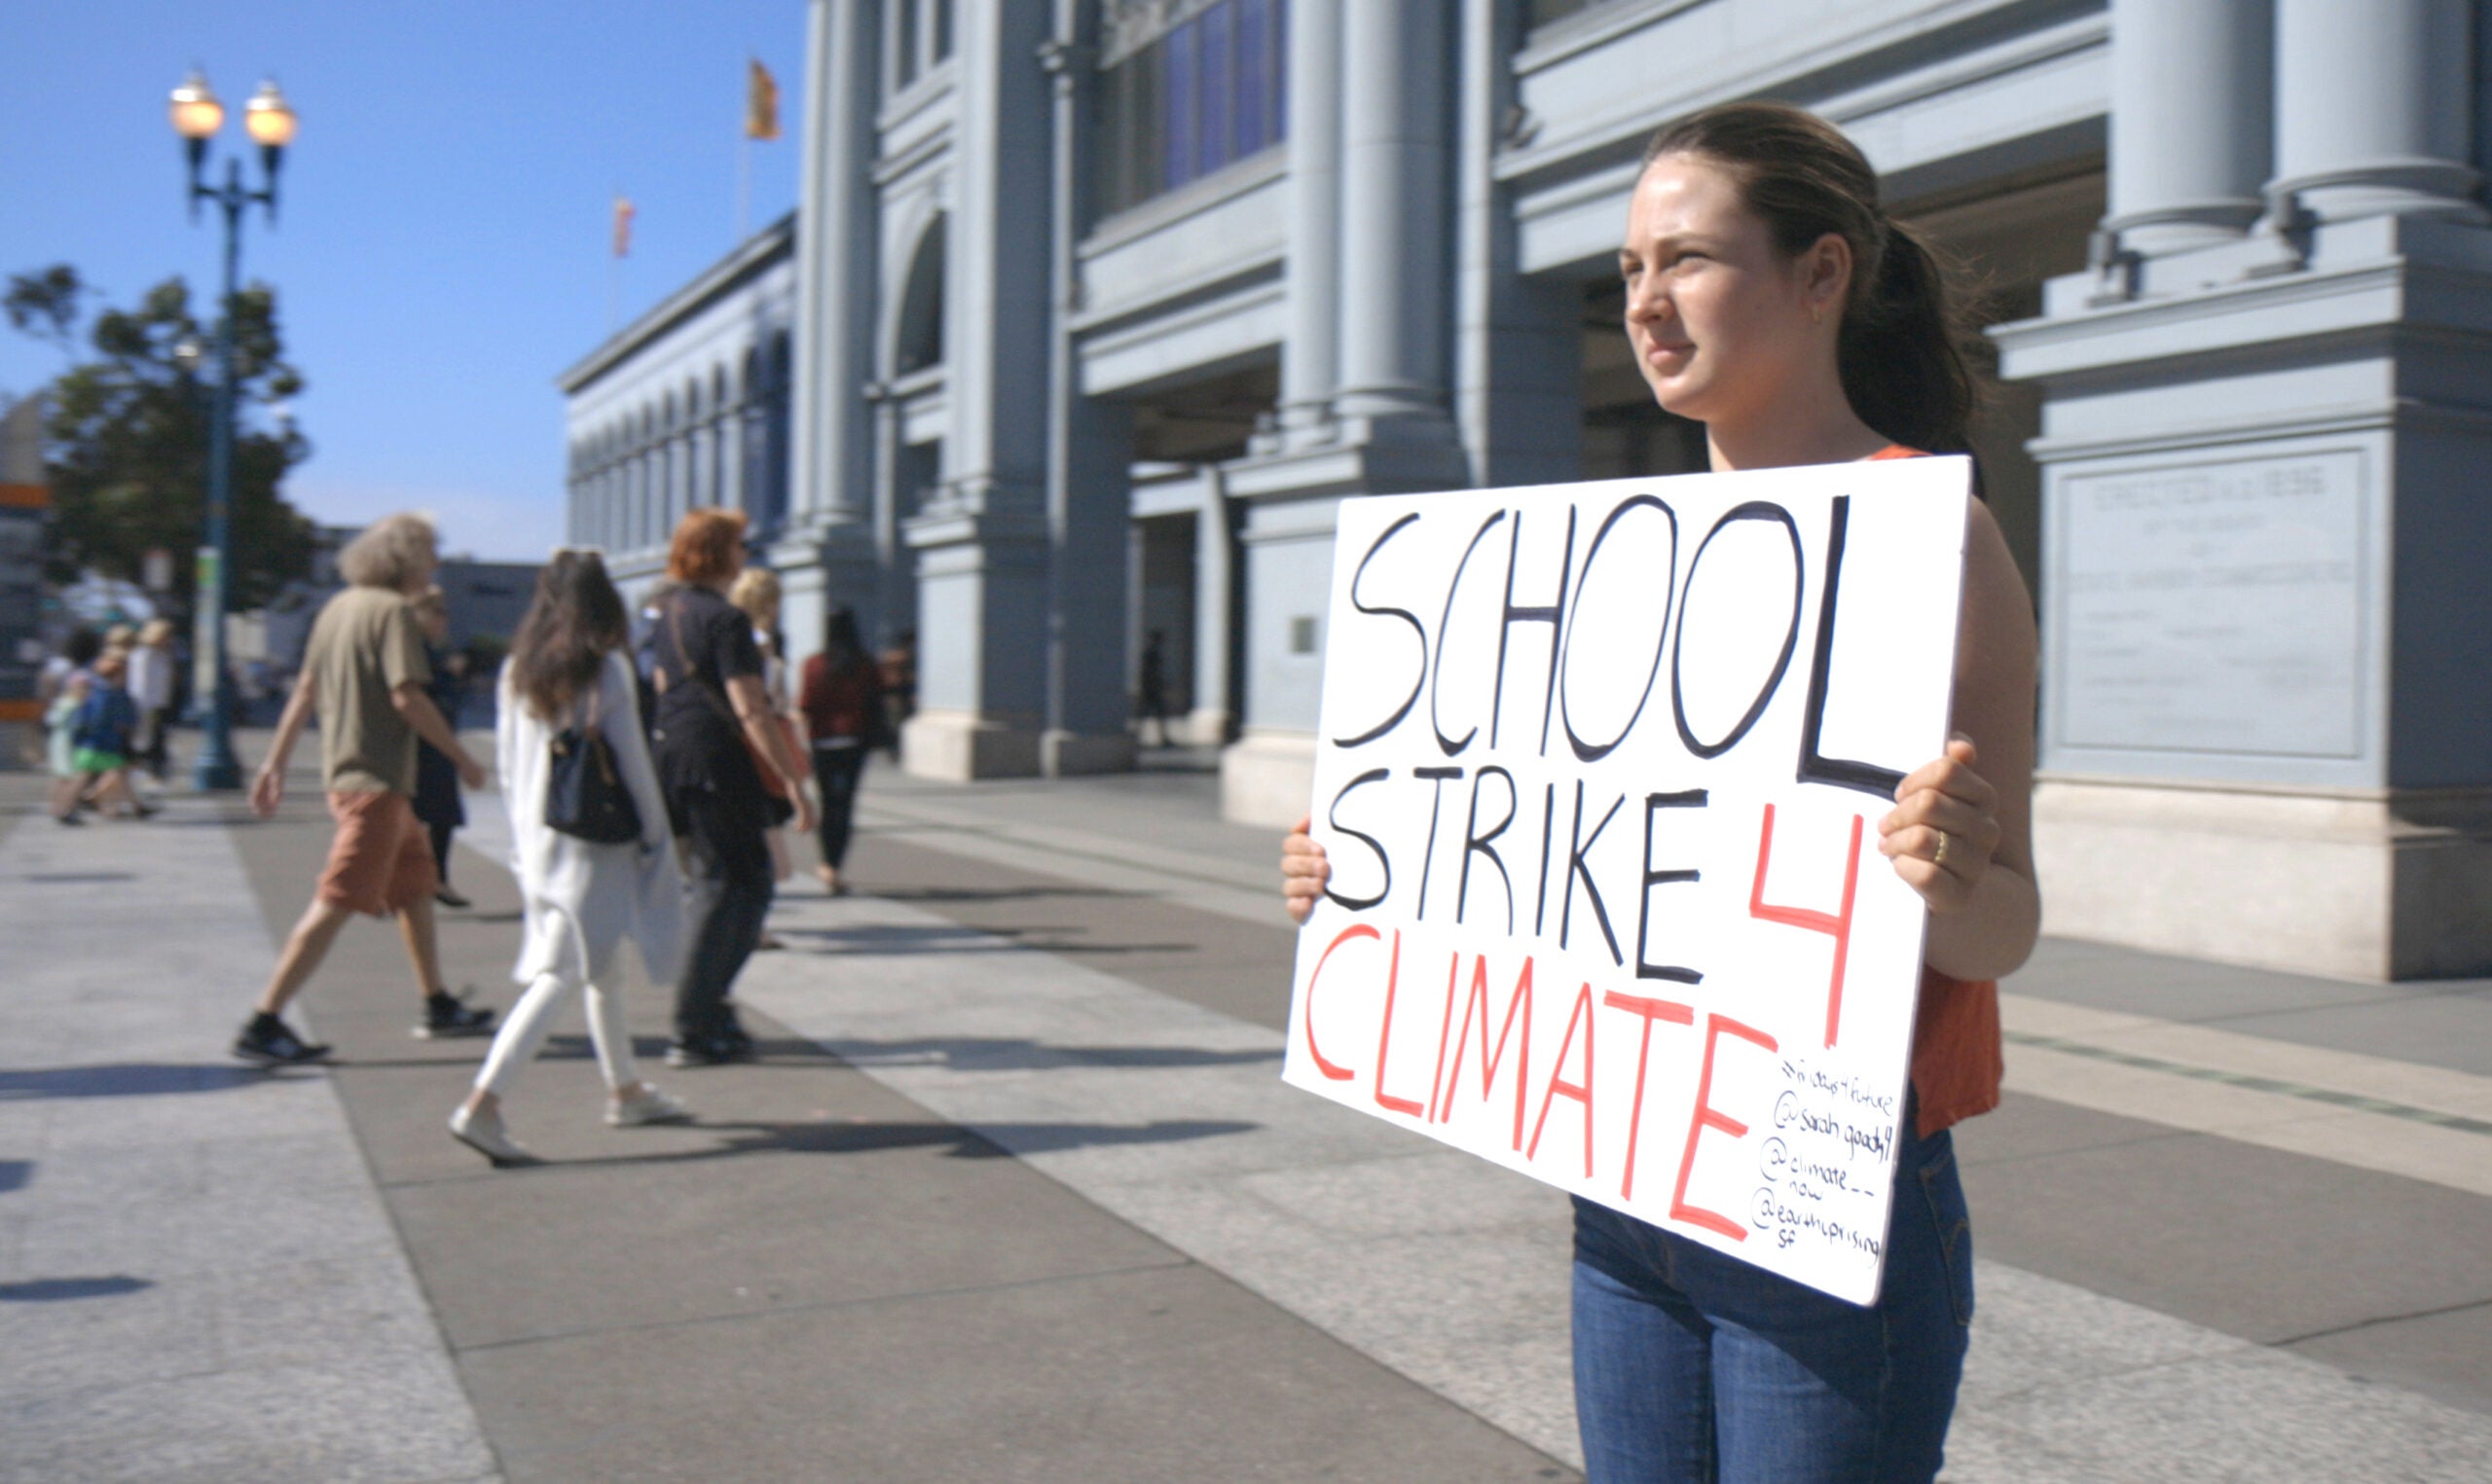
[726,566,802,895]
[66,651,153,818]
[1136,629,1172,747]
[875,628,916,757]
[235,513,498,1066]
[647,509,814,1067]
[409,587,471,908]
[1279,101,2038,1484]
[127,619,178,781]
[795,602,881,896]
[42,628,103,825]
[447,550,690,1167]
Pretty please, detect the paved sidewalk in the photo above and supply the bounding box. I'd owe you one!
[780,772,2492,1481]
[0,789,496,1483]
[6,748,2490,1481]
[1,758,1571,1482]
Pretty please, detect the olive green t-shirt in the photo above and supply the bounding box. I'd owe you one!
[302,585,431,795]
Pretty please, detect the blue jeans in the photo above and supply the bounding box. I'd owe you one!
[1570,1117,1974,1483]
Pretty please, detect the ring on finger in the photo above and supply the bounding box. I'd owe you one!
[1932,829,1951,868]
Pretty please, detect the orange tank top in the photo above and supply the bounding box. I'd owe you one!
[1868,443,2003,1137]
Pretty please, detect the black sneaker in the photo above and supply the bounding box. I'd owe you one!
[434,887,471,909]
[234,1013,332,1066]
[664,1033,748,1068]
[54,813,84,827]
[414,990,496,1040]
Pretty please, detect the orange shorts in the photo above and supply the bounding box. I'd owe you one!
[317,790,439,917]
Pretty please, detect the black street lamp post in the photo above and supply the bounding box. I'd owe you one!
[168,69,296,791]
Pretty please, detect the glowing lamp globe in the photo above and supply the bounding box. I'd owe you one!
[243,80,297,148]
[169,71,224,140]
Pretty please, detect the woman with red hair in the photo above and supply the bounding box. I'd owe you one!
[647,509,815,1066]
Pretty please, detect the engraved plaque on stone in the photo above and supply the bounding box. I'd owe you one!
[2057,451,2364,757]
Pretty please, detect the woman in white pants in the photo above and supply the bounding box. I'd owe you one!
[451,550,690,1167]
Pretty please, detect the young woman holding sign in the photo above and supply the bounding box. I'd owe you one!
[1280,101,2039,1482]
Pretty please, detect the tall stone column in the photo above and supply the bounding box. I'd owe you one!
[1222,0,1466,825]
[1278,0,1342,438]
[780,0,885,675]
[1189,466,1236,745]
[899,0,1055,779]
[2270,0,2484,227]
[1036,1,1137,777]
[1450,0,1579,490]
[1331,0,1448,421]
[2101,0,2269,257]
[791,0,878,527]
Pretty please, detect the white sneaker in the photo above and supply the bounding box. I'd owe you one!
[605,1086,692,1127]
[448,1105,540,1167]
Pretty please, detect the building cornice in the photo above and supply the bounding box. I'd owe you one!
[556,211,798,393]
[1499,0,2105,191]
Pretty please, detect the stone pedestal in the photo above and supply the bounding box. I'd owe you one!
[903,709,1042,782]
[2034,778,2492,981]
[1221,728,1320,830]
[1216,417,1470,825]
[768,519,880,673]
[1043,729,1138,778]
[1998,212,2492,979]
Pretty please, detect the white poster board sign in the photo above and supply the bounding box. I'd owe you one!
[1282,456,1972,1304]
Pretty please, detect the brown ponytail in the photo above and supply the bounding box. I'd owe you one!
[1642,102,1978,453]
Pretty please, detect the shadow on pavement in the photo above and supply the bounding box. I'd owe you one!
[0,1063,270,1099]
[825,1035,1280,1071]
[0,1276,155,1302]
[477,1116,1260,1173]
[869,884,1134,905]
[775,922,1194,957]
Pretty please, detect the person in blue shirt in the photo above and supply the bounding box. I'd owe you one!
[68,650,154,819]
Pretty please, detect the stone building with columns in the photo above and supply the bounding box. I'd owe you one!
[560,213,797,596]
[572,0,2492,980]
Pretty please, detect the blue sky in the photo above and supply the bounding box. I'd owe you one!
[0,1,810,561]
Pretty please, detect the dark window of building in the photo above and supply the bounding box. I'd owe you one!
[891,0,951,94]
[1528,0,1601,26]
[894,219,947,376]
[896,0,920,90]
[1097,0,1286,218]
[760,332,793,536]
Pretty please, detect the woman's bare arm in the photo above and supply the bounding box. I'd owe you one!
[727,671,816,835]
[1879,500,2041,980]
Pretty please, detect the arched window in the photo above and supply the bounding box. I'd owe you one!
[755,330,794,533]
[893,217,946,377]
[681,379,705,506]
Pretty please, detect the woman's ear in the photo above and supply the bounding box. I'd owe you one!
[1804,232,1853,322]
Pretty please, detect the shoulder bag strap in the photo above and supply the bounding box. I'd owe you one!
[665,593,744,731]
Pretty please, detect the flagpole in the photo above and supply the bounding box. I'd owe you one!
[737,132,751,242]
[607,187,628,333]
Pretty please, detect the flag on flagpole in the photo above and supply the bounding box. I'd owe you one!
[747,58,781,141]
[611,195,636,258]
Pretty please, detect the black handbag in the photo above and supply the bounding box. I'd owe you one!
[545,686,642,845]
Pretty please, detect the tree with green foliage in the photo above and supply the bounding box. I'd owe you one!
[5,264,315,610]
